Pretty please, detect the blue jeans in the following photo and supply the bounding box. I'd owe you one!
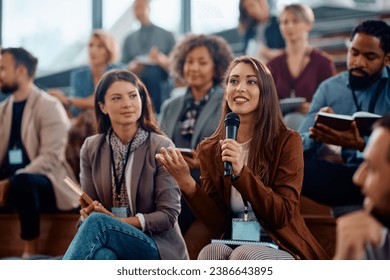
[62,212,160,260]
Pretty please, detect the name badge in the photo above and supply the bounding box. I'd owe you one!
[9,149,23,165]
[232,218,261,241]
[112,207,128,218]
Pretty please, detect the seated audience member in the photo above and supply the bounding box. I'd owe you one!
[62,69,188,260]
[49,29,124,117]
[157,56,328,260]
[122,0,176,114]
[298,20,390,214]
[267,3,336,130]
[49,29,125,180]
[158,33,234,234]
[0,48,79,258]
[239,0,285,62]
[334,114,390,260]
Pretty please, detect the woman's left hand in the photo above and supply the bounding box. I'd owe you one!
[79,200,114,220]
[92,203,142,229]
[220,139,244,176]
[156,147,196,196]
[93,202,114,217]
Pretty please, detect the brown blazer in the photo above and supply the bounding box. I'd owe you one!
[185,128,329,260]
[80,132,189,260]
[0,85,79,210]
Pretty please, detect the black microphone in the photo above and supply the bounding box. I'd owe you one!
[223,112,240,176]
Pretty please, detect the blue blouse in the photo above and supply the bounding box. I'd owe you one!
[69,63,126,116]
[299,66,390,166]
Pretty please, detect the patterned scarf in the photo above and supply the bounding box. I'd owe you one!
[179,87,214,138]
[108,128,149,217]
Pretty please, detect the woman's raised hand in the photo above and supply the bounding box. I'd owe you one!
[156,147,196,196]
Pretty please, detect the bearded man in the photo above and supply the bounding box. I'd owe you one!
[298,20,390,215]
[0,47,78,257]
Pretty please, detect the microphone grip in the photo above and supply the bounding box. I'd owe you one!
[224,125,238,176]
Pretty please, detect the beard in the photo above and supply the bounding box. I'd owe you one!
[348,68,382,90]
[1,83,19,94]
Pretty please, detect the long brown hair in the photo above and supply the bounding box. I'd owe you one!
[207,56,285,183]
[94,69,163,135]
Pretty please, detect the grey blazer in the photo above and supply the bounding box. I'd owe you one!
[159,85,224,149]
[0,85,79,210]
[79,132,189,260]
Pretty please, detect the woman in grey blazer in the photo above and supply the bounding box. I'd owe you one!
[63,69,188,260]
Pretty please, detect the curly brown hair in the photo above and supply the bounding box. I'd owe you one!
[169,33,234,85]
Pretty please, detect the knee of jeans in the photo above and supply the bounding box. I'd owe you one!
[86,212,107,222]
[82,212,108,229]
[93,247,118,260]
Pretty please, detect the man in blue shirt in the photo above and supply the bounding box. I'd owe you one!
[298,20,390,214]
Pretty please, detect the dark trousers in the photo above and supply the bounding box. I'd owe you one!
[302,158,364,207]
[138,65,170,114]
[6,173,58,240]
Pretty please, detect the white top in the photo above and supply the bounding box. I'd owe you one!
[230,139,257,220]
